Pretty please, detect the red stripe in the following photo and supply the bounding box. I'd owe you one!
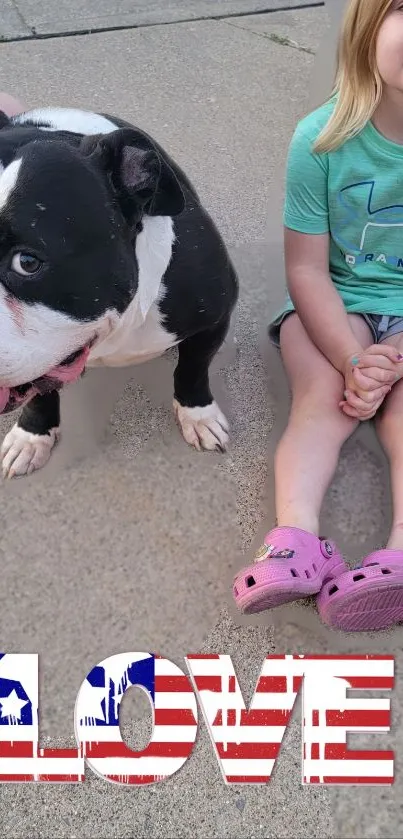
[192,676,227,692]
[261,655,289,660]
[0,744,82,759]
[225,775,270,783]
[216,742,280,760]
[342,677,394,689]
[40,748,82,759]
[0,774,82,783]
[0,774,35,782]
[155,676,194,692]
[256,676,303,693]
[186,654,220,660]
[37,774,83,782]
[0,742,34,758]
[211,709,291,727]
[85,741,193,759]
[256,677,287,693]
[324,744,393,761]
[154,709,197,725]
[106,774,169,784]
[310,743,319,760]
[326,710,390,727]
[299,655,394,661]
[307,776,394,785]
[257,675,392,693]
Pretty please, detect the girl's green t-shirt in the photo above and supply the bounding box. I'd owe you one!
[276,98,403,321]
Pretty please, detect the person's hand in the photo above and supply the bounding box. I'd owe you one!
[339,345,403,420]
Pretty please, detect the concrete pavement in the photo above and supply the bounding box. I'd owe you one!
[1,1,323,39]
[0,2,402,837]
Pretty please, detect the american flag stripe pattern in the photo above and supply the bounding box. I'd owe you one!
[76,653,198,784]
[0,653,84,782]
[186,654,394,786]
[0,652,394,786]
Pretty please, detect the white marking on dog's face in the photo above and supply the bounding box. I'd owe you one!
[0,159,22,211]
[13,108,118,137]
[0,215,176,384]
[0,283,109,386]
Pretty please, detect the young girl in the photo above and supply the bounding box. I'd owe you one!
[233,0,403,632]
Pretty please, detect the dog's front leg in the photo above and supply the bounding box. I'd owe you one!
[1,391,60,479]
[173,319,230,453]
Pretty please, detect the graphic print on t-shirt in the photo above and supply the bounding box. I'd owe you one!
[335,179,403,269]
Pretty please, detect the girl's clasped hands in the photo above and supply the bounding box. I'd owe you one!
[340,345,403,420]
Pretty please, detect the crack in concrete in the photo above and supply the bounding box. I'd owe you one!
[222,18,316,54]
[10,0,35,35]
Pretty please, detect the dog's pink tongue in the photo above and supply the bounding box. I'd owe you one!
[0,388,10,413]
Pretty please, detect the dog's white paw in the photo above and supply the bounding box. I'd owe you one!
[1,425,59,479]
[173,400,229,452]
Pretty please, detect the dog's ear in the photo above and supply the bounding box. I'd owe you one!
[0,111,11,130]
[80,128,185,219]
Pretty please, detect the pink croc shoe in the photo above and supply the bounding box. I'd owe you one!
[232,526,347,615]
[317,549,403,632]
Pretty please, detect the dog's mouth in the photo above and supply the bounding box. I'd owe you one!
[0,345,91,415]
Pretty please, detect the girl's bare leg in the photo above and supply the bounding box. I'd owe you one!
[275,313,373,535]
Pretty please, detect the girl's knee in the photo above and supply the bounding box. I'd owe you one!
[292,379,345,417]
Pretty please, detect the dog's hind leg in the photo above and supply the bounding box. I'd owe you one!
[173,317,230,453]
[1,391,60,478]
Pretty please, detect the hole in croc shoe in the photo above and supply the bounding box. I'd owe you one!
[366,562,379,567]
[312,563,317,572]
[328,584,339,595]
[290,568,299,578]
[353,573,365,582]
[381,568,392,575]
[305,570,311,579]
[234,586,238,596]
[246,576,256,587]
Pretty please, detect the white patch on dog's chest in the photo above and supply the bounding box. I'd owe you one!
[87,215,179,368]
[87,301,178,367]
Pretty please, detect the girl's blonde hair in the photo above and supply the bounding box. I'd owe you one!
[313,0,393,154]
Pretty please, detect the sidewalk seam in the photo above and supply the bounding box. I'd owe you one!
[0,2,325,44]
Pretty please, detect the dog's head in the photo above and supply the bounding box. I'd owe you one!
[0,113,184,414]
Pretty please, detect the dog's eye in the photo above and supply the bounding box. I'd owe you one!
[11,252,42,276]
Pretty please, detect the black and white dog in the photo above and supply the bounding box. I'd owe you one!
[0,107,238,478]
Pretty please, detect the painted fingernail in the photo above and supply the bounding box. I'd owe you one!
[397,354,403,361]
[351,356,359,366]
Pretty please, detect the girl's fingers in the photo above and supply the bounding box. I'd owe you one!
[356,345,402,363]
[353,366,396,388]
[339,390,385,418]
[345,386,388,405]
[340,401,379,420]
